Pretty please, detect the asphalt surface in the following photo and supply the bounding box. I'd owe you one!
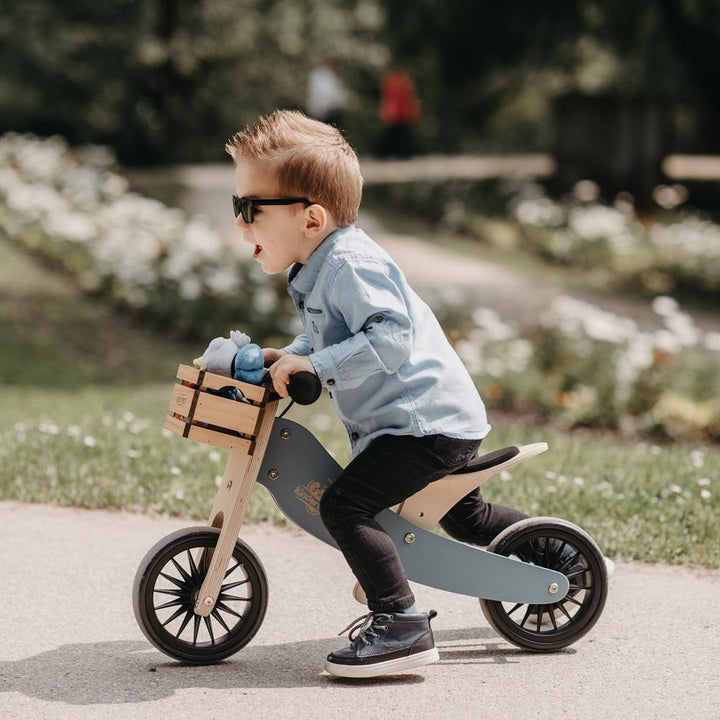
[1,501,719,720]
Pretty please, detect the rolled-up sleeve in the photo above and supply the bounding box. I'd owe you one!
[310,261,412,390]
[282,333,312,356]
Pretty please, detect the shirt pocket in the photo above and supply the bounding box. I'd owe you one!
[306,307,324,337]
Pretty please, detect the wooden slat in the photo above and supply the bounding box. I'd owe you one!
[168,384,196,418]
[168,381,261,436]
[176,364,267,404]
[163,415,253,453]
[186,425,253,453]
[163,415,186,437]
[193,392,261,436]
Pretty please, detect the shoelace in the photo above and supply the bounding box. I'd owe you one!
[338,612,393,646]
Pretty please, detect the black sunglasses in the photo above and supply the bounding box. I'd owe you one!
[232,195,311,224]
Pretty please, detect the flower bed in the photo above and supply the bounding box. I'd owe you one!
[455,295,720,442]
[366,178,720,300]
[0,133,297,340]
[498,182,720,298]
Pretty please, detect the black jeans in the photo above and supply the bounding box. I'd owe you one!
[318,434,528,613]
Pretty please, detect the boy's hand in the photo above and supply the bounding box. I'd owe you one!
[262,348,287,367]
[268,354,316,398]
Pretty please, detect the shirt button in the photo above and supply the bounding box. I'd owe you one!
[374,315,384,323]
[298,301,305,309]
[327,379,336,386]
[351,432,359,441]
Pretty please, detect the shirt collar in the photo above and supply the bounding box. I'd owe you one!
[288,225,355,294]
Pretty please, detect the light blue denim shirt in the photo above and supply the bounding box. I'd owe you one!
[282,225,491,455]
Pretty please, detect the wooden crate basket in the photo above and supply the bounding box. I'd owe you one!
[163,365,270,454]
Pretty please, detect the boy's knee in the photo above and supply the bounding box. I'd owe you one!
[320,482,361,528]
[319,483,341,526]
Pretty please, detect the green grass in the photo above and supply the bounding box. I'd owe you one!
[1,235,718,567]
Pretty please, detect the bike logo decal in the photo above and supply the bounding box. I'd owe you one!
[294,480,326,515]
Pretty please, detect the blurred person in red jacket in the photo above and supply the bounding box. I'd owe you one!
[377,66,420,158]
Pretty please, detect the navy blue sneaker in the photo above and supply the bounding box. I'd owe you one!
[325,610,439,678]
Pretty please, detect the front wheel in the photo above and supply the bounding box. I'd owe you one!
[480,517,608,652]
[133,526,268,664]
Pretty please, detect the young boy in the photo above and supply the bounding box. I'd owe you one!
[221,110,528,678]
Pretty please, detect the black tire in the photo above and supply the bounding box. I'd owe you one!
[480,517,608,652]
[133,526,268,664]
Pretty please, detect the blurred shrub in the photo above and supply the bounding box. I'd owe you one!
[0,133,298,341]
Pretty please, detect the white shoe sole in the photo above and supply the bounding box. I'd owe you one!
[604,556,615,577]
[325,647,440,678]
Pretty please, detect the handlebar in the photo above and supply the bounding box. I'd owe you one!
[286,371,322,405]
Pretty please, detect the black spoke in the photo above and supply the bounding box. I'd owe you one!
[175,610,194,639]
[220,579,249,592]
[506,603,524,617]
[224,560,241,579]
[171,557,193,583]
[564,595,583,608]
[162,606,188,627]
[154,588,184,597]
[549,607,558,631]
[216,600,244,620]
[551,540,567,567]
[557,603,573,621]
[566,567,587,579]
[557,550,581,573]
[211,608,232,634]
[187,549,200,581]
[535,607,543,632]
[217,594,250,602]
[204,616,215,645]
[160,571,187,589]
[192,614,201,645]
[519,605,534,628]
[156,598,186,611]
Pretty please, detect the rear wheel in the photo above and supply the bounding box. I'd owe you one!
[133,526,268,664]
[480,517,607,651]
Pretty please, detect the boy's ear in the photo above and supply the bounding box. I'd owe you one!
[304,203,328,236]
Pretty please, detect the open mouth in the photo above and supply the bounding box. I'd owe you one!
[253,244,262,259]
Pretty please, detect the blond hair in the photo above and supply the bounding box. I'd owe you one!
[226,110,363,226]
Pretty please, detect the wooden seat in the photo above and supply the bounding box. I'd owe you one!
[451,445,520,474]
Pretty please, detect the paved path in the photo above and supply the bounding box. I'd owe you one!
[2,501,718,720]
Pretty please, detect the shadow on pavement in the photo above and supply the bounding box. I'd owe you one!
[0,627,552,705]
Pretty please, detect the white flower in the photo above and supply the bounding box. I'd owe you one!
[83,436,97,447]
[652,296,679,317]
[38,422,60,435]
[700,489,711,500]
[568,205,628,240]
[690,451,705,468]
[704,332,720,354]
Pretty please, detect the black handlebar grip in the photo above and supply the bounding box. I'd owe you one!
[287,371,322,405]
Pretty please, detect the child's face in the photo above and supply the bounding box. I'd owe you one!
[234,159,311,274]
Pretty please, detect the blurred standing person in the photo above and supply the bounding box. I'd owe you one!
[377,66,421,158]
[306,59,347,129]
